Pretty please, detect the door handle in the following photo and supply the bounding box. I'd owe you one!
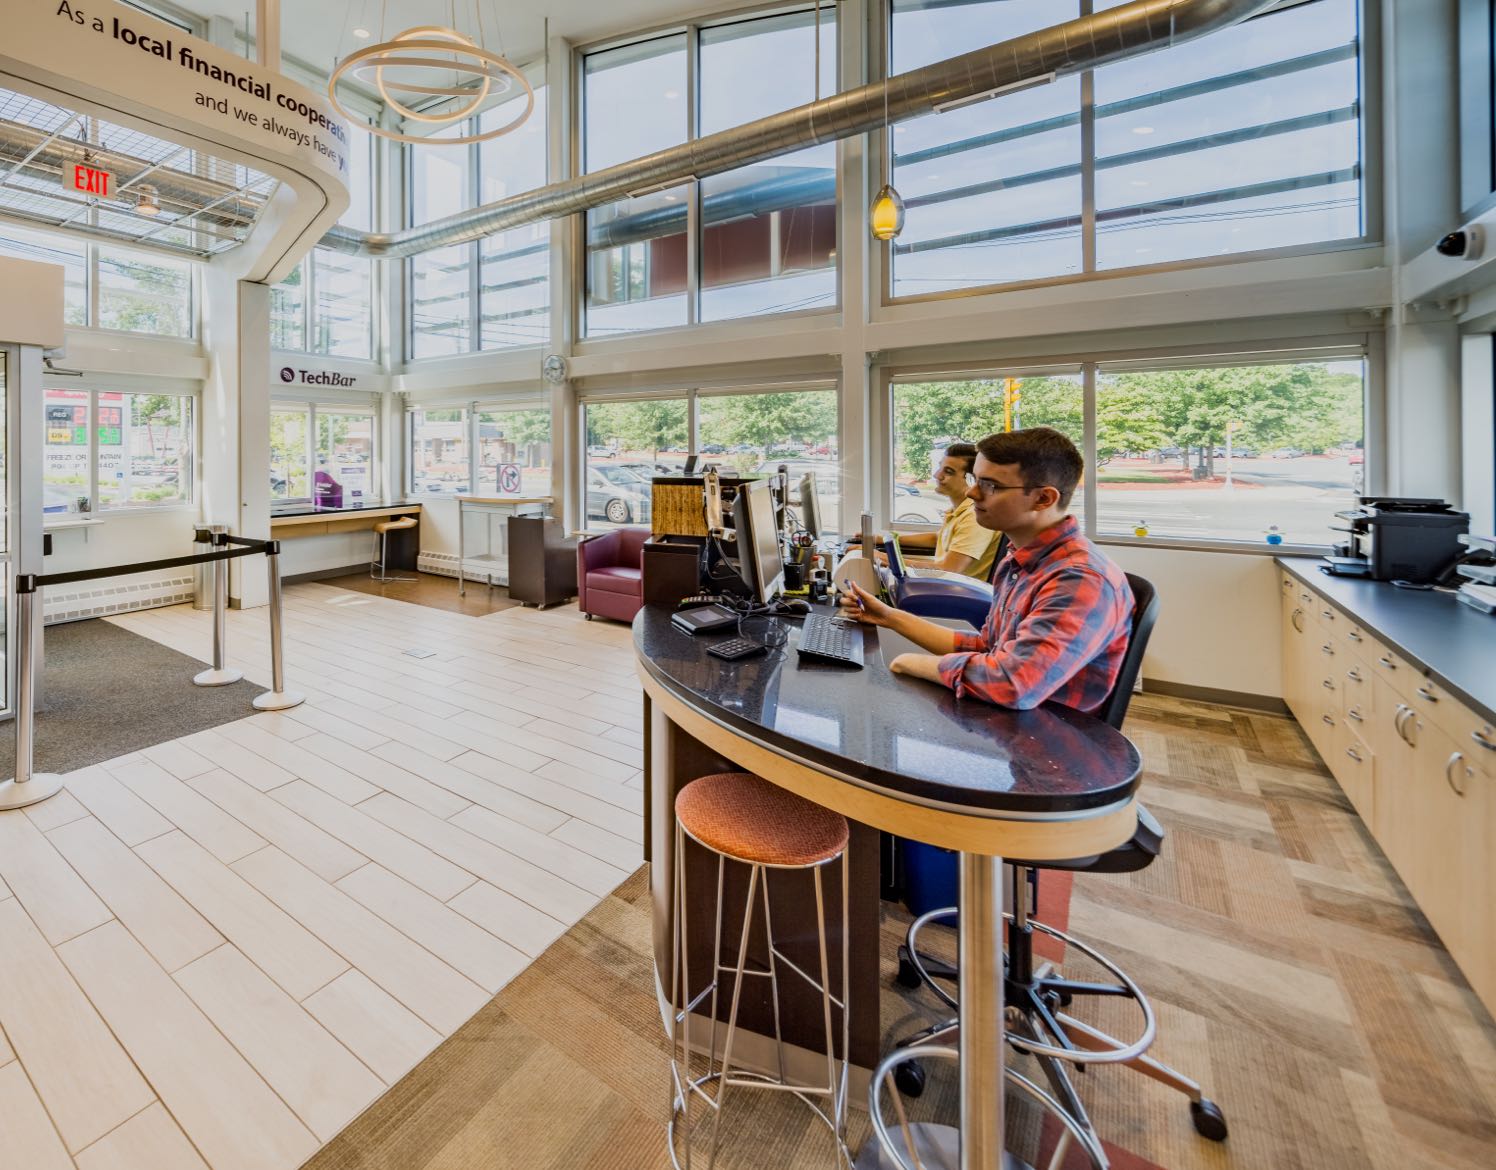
[1445,752,1467,797]
[1291,609,1305,633]
[1394,705,1413,745]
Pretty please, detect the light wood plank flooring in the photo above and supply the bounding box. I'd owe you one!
[0,586,643,1170]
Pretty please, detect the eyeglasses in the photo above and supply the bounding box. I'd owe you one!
[963,472,1031,496]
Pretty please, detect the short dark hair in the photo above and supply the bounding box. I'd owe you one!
[975,427,1083,509]
[943,441,978,475]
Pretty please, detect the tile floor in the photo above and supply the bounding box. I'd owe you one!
[0,585,643,1170]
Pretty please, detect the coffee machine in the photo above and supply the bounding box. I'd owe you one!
[1324,497,1470,583]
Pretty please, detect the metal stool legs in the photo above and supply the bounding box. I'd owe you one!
[370,527,416,582]
[669,821,850,1169]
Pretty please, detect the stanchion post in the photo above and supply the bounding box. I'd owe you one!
[253,539,305,711]
[0,575,64,809]
[194,530,243,687]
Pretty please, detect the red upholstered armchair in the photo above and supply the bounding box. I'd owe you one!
[577,527,649,623]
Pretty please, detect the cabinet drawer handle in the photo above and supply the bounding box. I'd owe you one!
[1394,705,1412,744]
[1379,655,1396,670]
[1346,669,1363,682]
[1321,644,1335,656]
[1347,707,1364,723]
[1322,714,1336,726]
[1473,727,1496,751]
[1291,608,1305,633]
[1445,752,1467,797]
[1321,609,1334,621]
[1322,679,1336,691]
[1416,686,1437,703]
[1300,592,1312,603]
[1346,747,1363,763]
[1347,630,1362,642]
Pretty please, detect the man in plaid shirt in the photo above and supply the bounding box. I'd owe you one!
[841,428,1132,715]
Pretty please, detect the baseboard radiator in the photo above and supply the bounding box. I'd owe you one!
[43,575,197,625]
[417,551,510,585]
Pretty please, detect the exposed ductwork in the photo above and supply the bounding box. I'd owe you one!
[321,0,1277,260]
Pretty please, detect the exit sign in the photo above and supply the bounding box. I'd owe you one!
[69,164,114,198]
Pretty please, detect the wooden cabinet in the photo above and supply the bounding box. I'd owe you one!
[1281,570,1496,1012]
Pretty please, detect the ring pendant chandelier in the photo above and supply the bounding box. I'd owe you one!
[328,2,533,145]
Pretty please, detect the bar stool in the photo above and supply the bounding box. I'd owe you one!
[670,771,851,1170]
[370,516,417,582]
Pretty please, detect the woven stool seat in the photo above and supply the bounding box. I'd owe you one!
[374,516,417,534]
[676,772,848,867]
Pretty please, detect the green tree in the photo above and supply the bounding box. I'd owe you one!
[587,401,687,457]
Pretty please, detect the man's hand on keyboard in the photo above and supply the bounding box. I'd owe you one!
[838,580,895,627]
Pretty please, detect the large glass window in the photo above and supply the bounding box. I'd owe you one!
[270,407,310,502]
[409,407,472,495]
[96,248,193,336]
[699,387,841,532]
[273,125,375,358]
[1093,0,1361,268]
[699,9,838,321]
[1095,358,1365,545]
[45,387,194,512]
[44,388,91,514]
[477,407,552,496]
[0,228,87,325]
[97,393,192,509]
[315,410,376,508]
[480,88,551,349]
[890,0,1083,296]
[584,36,689,337]
[583,399,688,528]
[886,0,1363,299]
[891,375,1084,523]
[406,89,550,358]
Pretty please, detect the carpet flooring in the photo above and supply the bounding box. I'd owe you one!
[0,618,264,774]
[320,571,522,617]
[302,693,1496,1170]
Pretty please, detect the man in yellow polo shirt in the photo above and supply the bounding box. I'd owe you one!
[895,442,1003,580]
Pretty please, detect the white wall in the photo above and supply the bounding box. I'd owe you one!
[1105,545,1284,702]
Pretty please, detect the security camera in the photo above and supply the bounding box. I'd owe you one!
[1435,226,1485,261]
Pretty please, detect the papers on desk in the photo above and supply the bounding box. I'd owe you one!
[1457,580,1496,614]
[1456,536,1496,613]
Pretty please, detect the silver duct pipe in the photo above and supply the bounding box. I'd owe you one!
[0,120,266,229]
[322,0,1276,260]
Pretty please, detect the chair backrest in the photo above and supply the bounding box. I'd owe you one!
[1096,572,1159,732]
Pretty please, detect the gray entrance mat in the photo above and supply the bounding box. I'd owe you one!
[0,618,265,775]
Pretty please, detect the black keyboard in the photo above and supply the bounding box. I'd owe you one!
[795,613,865,668]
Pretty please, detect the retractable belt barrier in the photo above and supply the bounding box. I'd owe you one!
[0,528,305,811]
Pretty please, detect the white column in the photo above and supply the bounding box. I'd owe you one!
[1383,0,1463,501]
[256,0,281,70]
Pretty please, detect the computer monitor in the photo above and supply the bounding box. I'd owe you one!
[683,454,699,475]
[798,472,821,540]
[733,478,785,605]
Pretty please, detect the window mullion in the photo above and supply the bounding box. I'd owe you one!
[686,23,700,327]
[1082,362,1098,538]
[88,391,99,514]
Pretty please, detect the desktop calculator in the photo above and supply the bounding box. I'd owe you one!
[707,638,767,661]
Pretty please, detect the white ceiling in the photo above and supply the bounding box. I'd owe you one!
[168,0,721,77]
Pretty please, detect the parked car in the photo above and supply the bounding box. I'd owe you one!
[587,465,651,525]
[728,443,758,455]
[701,443,727,454]
[587,444,617,459]
[1269,447,1307,459]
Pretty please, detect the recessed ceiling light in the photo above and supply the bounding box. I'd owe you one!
[1130,179,1148,187]
[1132,125,1155,135]
[663,88,679,100]
[663,194,678,202]
[353,27,371,39]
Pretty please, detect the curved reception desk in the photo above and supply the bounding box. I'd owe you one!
[634,605,1142,1168]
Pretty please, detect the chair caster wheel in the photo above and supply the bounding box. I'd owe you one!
[1191,1098,1228,1141]
[895,949,922,989]
[893,1059,926,1099]
[584,613,593,621]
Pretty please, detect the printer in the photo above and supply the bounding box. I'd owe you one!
[1324,497,1470,583]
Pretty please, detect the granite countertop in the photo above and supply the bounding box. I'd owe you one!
[634,603,1141,816]
[1278,557,1496,724]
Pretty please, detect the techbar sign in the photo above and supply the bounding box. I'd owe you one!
[280,367,357,388]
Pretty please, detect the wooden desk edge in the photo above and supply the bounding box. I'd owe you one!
[271,505,422,531]
[640,664,1138,860]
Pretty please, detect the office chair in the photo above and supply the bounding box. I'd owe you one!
[885,574,1229,1163]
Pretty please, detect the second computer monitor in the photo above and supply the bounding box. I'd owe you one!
[798,472,822,540]
[736,478,785,605]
